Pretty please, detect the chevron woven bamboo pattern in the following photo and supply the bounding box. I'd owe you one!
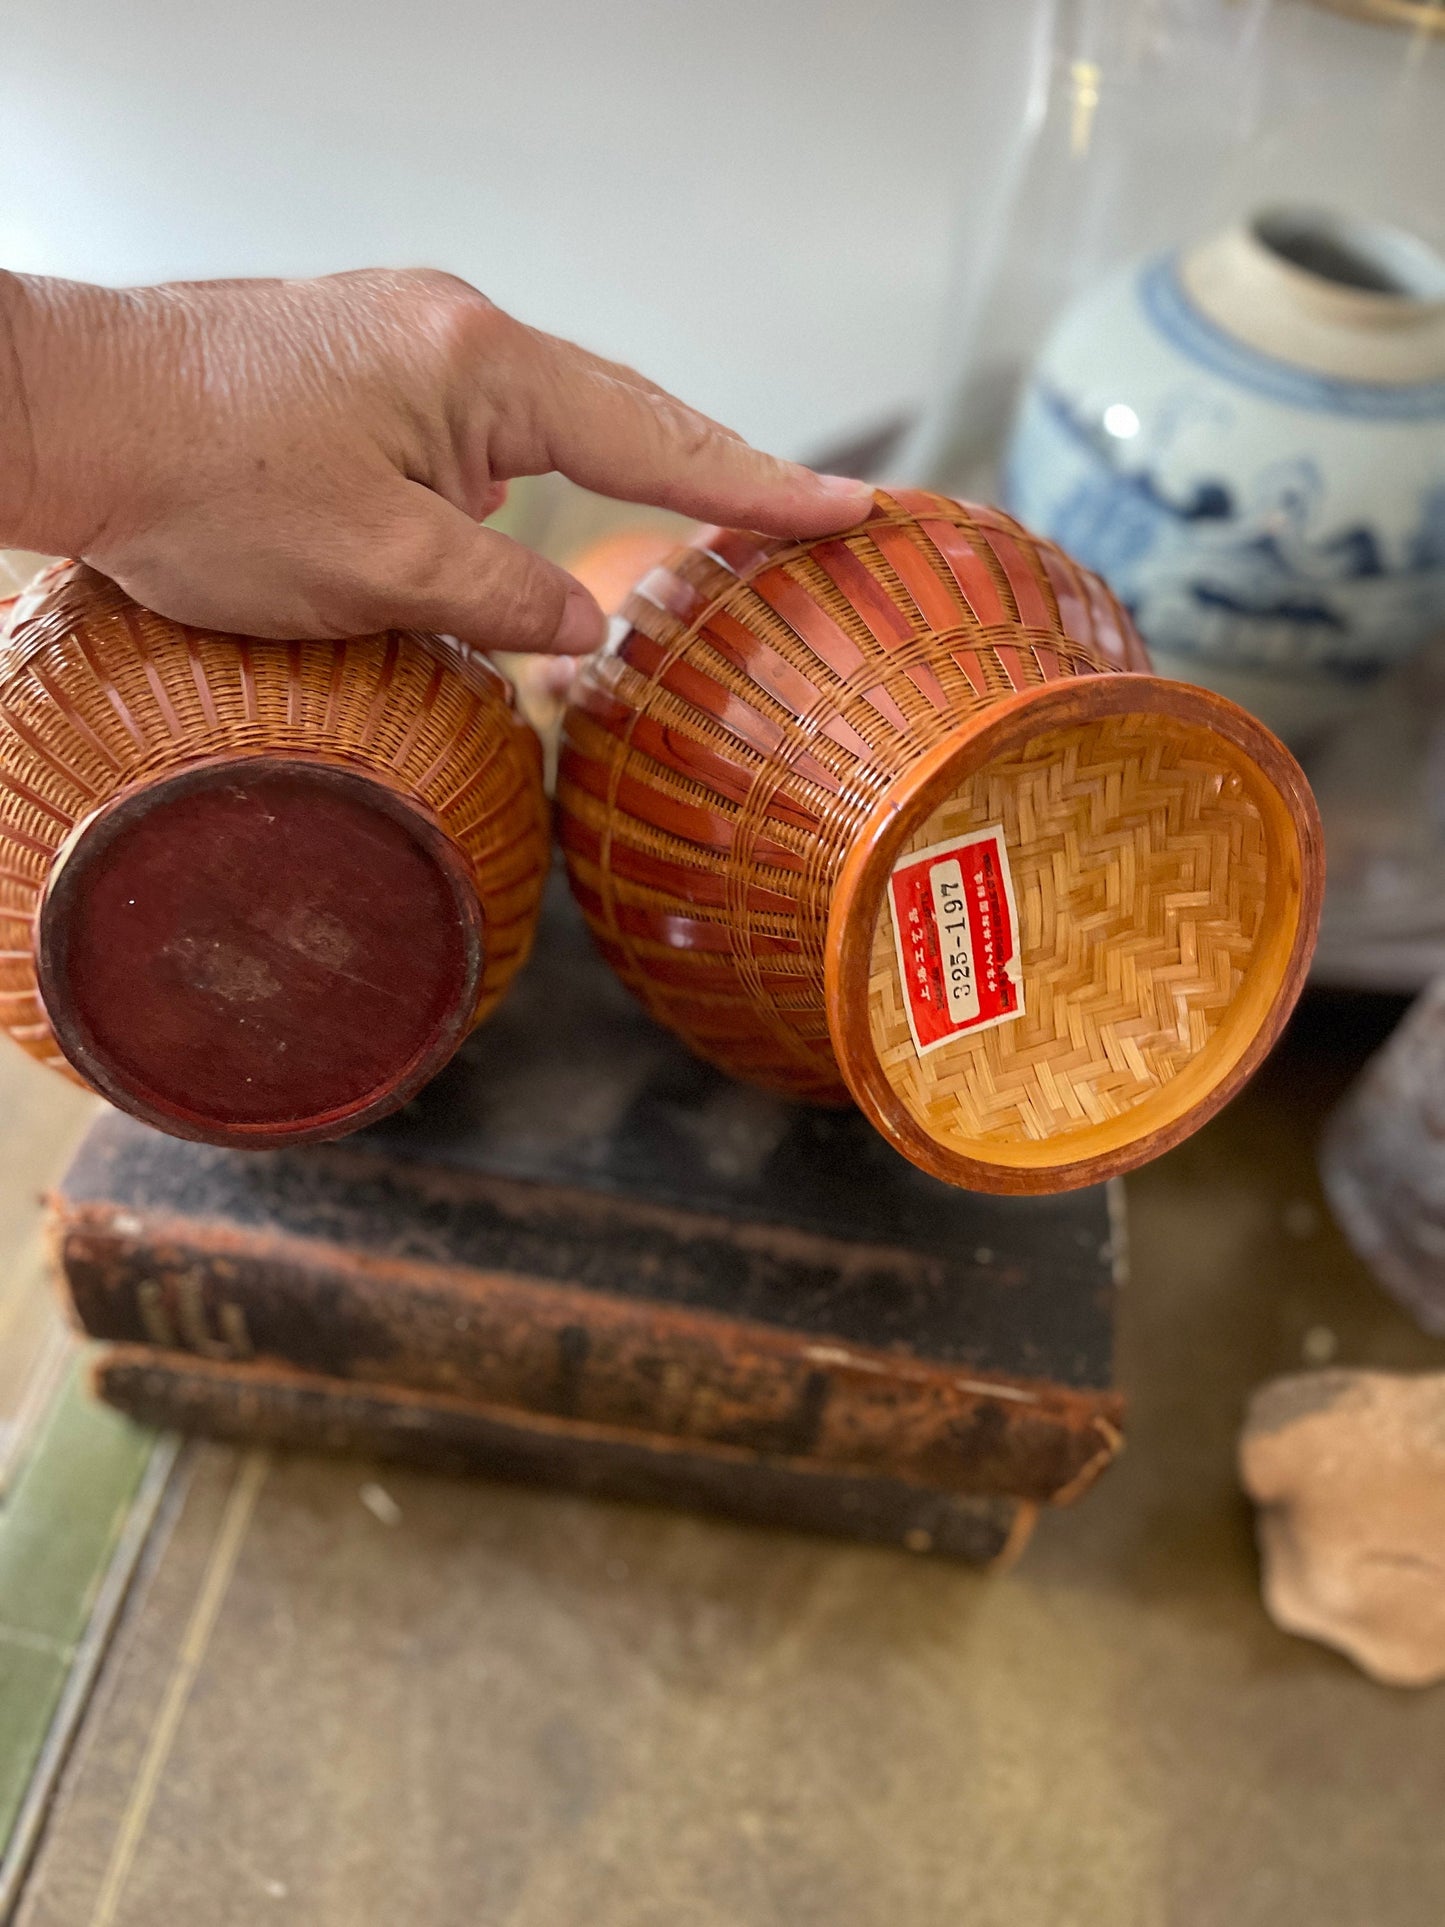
[0,564,548,1080]
[865,715,1271,1145]
[556,489,1321,1191]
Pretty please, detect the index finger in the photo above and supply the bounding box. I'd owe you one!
[489,320,875,538]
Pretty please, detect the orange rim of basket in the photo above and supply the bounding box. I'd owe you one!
[824,674,1325,1195]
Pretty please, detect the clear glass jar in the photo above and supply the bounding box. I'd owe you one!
[896,0,1445,749]
[899,0,1445,496]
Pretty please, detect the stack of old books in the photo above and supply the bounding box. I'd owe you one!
[48,880,1125,1567]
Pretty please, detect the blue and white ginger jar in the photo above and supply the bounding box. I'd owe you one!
[1003,210,1445,745]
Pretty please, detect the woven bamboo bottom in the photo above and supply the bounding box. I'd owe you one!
[862,710,1279,1163]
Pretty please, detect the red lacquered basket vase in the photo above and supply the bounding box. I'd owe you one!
[0,564,548,1147]
[556,489,1324,1194]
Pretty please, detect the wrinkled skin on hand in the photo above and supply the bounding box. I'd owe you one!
[0,267,872,653]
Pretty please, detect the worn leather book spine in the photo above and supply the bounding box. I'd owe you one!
[55,1202,1121,1507]
[90,1346,1037,1567]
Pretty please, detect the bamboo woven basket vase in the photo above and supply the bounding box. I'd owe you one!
[0,564,548,1147]
[556,489,1324,1194]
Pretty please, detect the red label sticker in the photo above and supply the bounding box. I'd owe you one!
[886,826,1025,1055]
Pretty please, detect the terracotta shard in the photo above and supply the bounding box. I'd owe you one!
[1240,1368,1445,1688]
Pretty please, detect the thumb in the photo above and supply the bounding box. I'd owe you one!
[364,483,606,655]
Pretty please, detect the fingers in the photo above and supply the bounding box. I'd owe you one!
[491,322,874,539]
[343,484,607,654]
[92,478,606,655]
[473,478,509,521]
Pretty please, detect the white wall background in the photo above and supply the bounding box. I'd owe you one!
[0,0,1037,458]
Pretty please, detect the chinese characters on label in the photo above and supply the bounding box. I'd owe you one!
[886,826,1025,1056]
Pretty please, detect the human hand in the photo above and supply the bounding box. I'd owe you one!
[0,268,873,653]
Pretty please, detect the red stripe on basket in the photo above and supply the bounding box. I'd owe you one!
[948,648,987,698]
[0,816,60,860]
[558,816,801,916]
[812,541,911,641]
[917,520,1010,628]
[612,952,769,993]
[1036,546,1096,656]
[570,676,635,734]
[608,901,803,956]
[812,541,952,713]
[618,631,787,760]
[562,755,805,872]
[869,525,966,634]
[965,503,1027,538]
[991,645,1029,692]
[705,611,876,764]
[754,569,868,679]
[984,530,1055,630]
[754,568,912,737]
[704,609,827,715]
[1084,573,1148,671]
[0,771,72,827]
[1030,644,1068,683]
[626,715,822,833]
[785,748,842,792]
[884,487,956,520]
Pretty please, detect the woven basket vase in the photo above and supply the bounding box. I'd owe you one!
[0,564,548,1148]
[556,489,1324,1194]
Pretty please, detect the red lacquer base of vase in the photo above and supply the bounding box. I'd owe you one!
[36,756,484,1147]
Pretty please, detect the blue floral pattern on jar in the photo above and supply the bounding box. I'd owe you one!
[1003,237,1445,741]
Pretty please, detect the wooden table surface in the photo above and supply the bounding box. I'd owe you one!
[3,988,1444,1925]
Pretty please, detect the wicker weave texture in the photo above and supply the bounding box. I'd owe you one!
[557,490,1154,1104]
[0,565,548,1077]
[864,714,1271,1147]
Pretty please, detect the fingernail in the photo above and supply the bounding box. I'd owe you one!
[816,473,874,503]
[555,584,606,654]
[814,475,876,524]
